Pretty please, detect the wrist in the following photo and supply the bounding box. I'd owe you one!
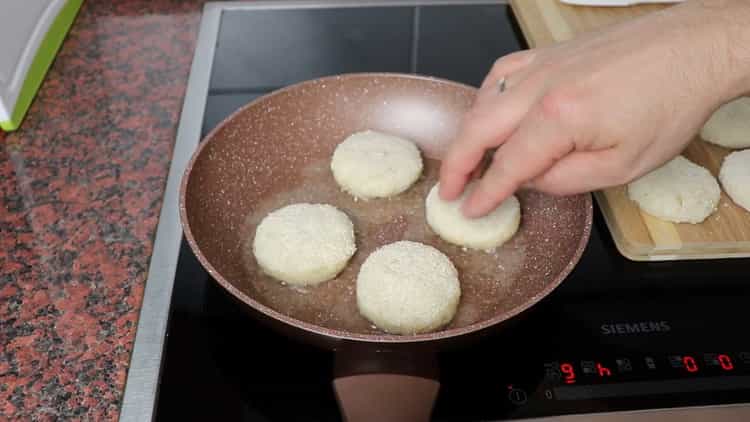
[694,0,750,102]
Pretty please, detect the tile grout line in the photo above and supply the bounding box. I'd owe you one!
[410,6,421,74]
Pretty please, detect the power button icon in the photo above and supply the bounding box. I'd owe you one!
[508,388,528,405]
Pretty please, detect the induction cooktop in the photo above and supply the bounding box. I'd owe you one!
[119,2,750,421]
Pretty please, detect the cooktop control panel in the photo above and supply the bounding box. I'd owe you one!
[523,351,750,413]
[432,293,750,420]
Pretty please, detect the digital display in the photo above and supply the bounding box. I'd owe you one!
[546,353,742,384]
[499,351,750,421]
[539,352,750,402]
[720,354,734,370]
[560,363,576,384]
[597,362,612,377]
[683,356,699,373]
[499,350,750,422]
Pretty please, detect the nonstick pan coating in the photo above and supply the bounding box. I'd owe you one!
[179,73,592,344]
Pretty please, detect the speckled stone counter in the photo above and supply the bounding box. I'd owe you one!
[0,1,203,419]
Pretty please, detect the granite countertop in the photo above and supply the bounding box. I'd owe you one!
[0,1,204,419]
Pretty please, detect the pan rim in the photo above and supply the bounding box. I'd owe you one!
[178,72,594,344]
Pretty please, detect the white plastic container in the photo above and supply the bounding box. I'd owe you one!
[0,0,83,132]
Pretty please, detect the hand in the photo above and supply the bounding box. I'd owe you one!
[439,0,750,218]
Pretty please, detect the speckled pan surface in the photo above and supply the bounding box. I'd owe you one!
[179,73,592,343]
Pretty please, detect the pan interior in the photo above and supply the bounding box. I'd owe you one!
[182,74,591,338]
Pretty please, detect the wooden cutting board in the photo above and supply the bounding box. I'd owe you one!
[509,0,750,261]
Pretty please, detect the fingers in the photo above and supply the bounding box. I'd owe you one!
[461,103,576,218]
[526,124,690,197]
[526,147,632,196]
[438,52,536,202]
[473,54,535,110]
[477,51,535,100]
[438,83,539,201]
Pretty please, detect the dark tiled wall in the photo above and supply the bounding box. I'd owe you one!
[209,8,414,92]
[416,5,524,87]
[202,4,525,137]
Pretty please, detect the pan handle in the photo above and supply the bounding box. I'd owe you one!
[332,348,440,422]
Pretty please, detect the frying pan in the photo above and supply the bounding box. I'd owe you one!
[179,73,592,422]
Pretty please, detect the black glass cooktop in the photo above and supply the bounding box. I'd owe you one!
[154,4,750,421]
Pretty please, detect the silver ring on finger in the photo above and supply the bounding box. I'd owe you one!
[497,77,507,94]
